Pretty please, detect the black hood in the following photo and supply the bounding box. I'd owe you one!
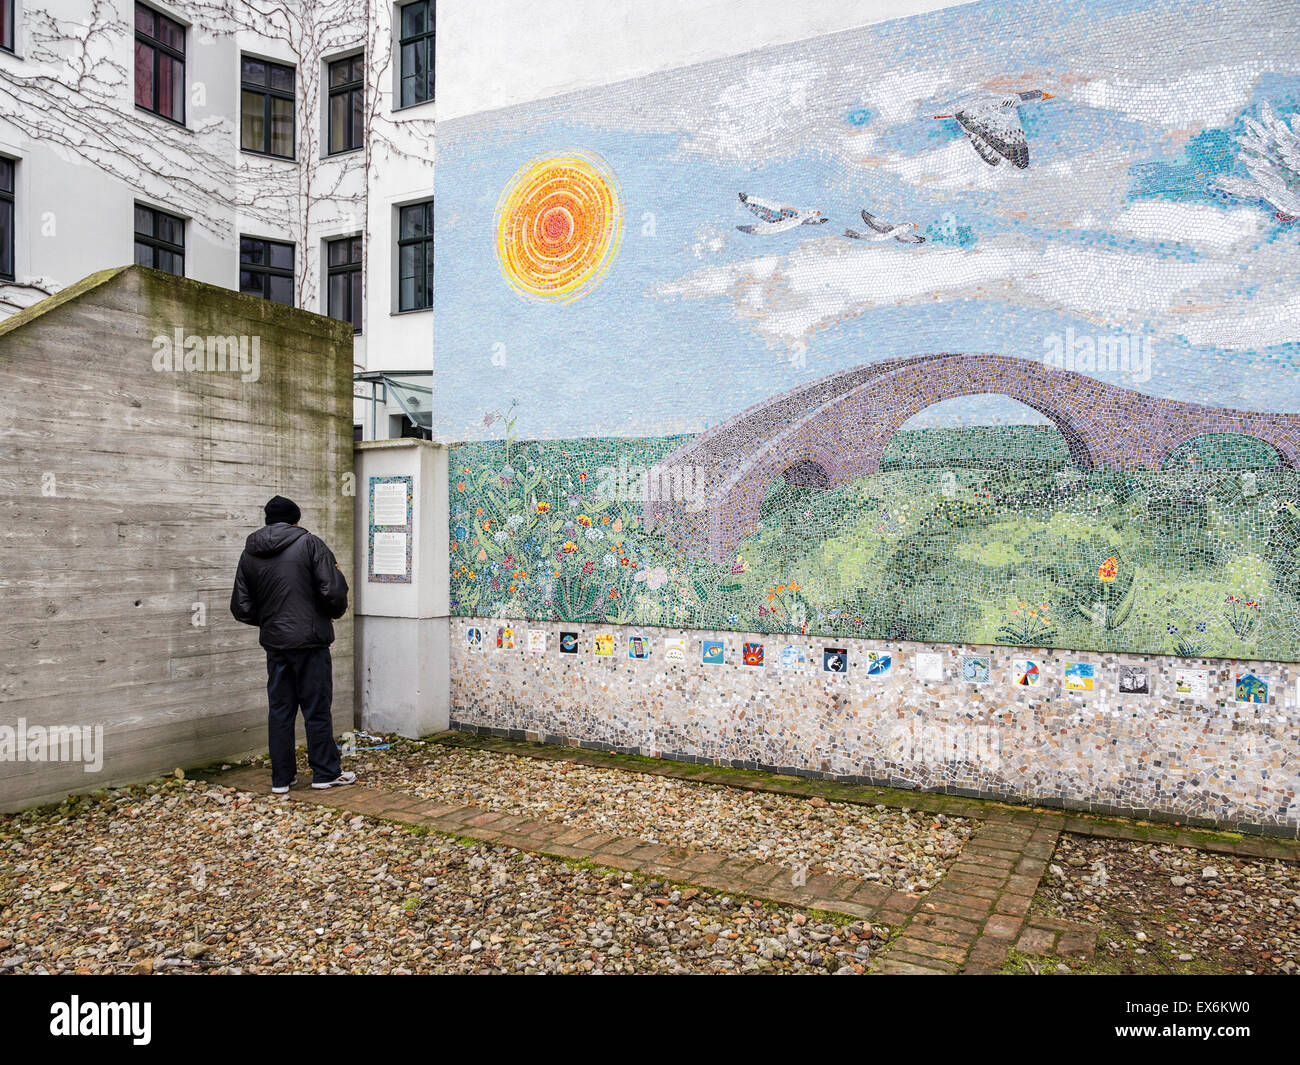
[245,523,308,558]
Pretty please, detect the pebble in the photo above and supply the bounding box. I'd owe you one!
[1041,835,1300,975]
[0,776,891,975]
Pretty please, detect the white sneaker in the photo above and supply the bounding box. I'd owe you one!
[271,776,298,795]
[312,771,357,790]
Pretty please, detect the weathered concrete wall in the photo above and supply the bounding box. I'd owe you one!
[0,266,354,810]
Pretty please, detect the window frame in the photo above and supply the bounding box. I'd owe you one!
[325,53,364,157]
[397,0,435,109]
[2,0,16,55]
[0,157,14,282]
[325,234,363,334]
[396,199,433,312]
[239,235,296,307]
[133,203,186,276]
[240,55,296,160]
[133,3,187,126]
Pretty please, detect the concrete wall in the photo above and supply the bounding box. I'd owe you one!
[0,265,355,810]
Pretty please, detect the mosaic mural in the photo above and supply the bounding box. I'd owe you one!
[434,0,1300,663]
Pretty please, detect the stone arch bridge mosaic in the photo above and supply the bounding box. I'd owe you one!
[644,353,1300,564]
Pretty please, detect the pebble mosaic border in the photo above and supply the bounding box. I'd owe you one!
[451,619,1300,837]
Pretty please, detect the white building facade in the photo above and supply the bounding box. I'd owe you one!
[0,0,435,439]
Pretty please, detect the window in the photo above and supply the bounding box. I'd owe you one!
[134,4,185,124]
[0,158,13,282]
[240,237,294,306]
[134,204,185,276]
[241,57,295,158]
[398,1,434,108]
[326,55,363,155]
[2,0,15,53]
[326,235,362,332]
[397,200,432,311]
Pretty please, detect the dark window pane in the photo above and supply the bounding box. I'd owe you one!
[329,59,350,88]
[402,2,425,38]
[350,236,363,262]
[134,41,154,108]
[399,204,425,239]
[269,97,294,157]
[170,54,185,120]
[158,53,181,120]
[1,200,12,278]
[270,64,294,93]
[242,57,265,85]
[3,0,15,52]
[0,157,13,193]
[134,205,153,236]
[240,90,264,151]
[239,269,263,297]
[329,94,348,153]
[350,89,363,150]
[156,214,182,246]
[405,42,424,80]
[350,271,362,330]
[268,242,293,270]
[134,5,154,35]
[268,274,294,306]
[158,15,183,52]
[134,242,153,267]
[327,239,348,268]
[328,272,349,319]
[239,237,264,265]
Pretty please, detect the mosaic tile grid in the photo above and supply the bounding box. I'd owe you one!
[436,0,1300,829]
[439,0,1300,664]
[451,619,1300,835]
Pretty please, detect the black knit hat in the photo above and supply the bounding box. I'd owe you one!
[264,495,301,525]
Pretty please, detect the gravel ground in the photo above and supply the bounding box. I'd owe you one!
[0,777,890,975]
[1033,834,1300,975]
[338,740,975,892]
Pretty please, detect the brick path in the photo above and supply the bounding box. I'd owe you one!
[203,733,1300,976]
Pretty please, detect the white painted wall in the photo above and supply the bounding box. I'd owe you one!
[353,440,450,737]
[0,0,433,427]
[0,0,368,317]
[434,0,975,119]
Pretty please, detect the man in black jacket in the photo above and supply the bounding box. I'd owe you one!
[231,495,355,793]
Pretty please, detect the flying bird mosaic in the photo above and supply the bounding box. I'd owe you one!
[735,192,829,234]
[843,210,926,243]
[932,89,1054,169]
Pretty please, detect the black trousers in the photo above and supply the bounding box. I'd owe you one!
[265,647,340,786]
